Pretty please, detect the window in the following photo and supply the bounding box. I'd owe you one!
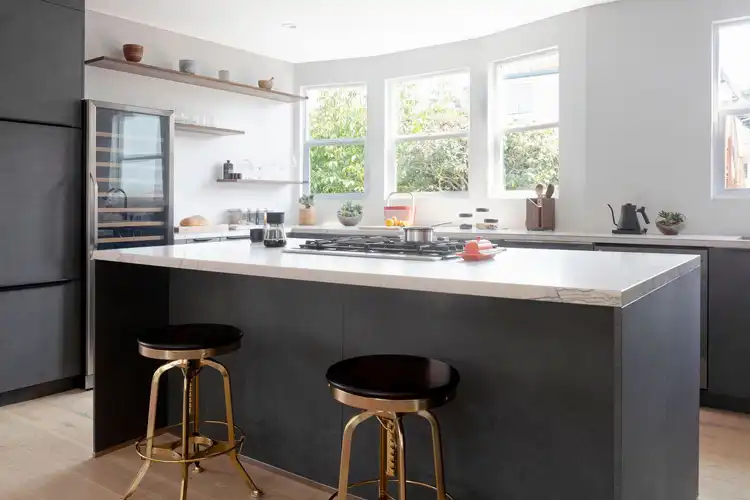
[392,71,470,193]
[304,85,367,195]
[714,20,750,194]
[495,50,559,193]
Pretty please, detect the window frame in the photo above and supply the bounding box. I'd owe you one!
[712,19,750,198]
[387,69,471,197]
[492,48,560,199]
[301,83,368,199]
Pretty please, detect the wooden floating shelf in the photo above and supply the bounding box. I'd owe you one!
[216,179,309,185]
[175,123,245,136]
[98,207,165,213]
[85,57,307,104]
[98,235,164,244]
[98,221,165,228]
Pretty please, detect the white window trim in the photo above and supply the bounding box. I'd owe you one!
[492,48,560,199]
[387,69,471,197]
[712,19,750,198]
[301,84,367,199]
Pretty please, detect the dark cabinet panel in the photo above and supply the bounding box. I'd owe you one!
[0,122,82,287]
[708,248,750,398]
[0,282,81,393]
[0,0,83,126]
[496,240,594,251]
[42,0,84,10]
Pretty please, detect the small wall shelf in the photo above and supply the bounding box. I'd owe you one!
[85,57,307,103]
[216,179,308,185]
[175,123,245,136]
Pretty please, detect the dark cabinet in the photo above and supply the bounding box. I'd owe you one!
[0,282,81,393]
[596,244,709,389]
[707,248,750,398]
[496,240,595,251]
[0,121,82,287]
[0,0,83,127]
[43,0,85,10]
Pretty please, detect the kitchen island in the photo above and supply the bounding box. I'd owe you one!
[92,239,700,500]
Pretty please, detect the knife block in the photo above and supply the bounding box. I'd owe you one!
[526,198,555,231]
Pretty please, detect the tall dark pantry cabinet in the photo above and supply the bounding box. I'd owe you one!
[0,0,84,402]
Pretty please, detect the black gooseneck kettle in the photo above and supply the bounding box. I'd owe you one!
[607,203,649,235]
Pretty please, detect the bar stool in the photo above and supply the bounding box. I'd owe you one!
[326,354,460,500]
[123,324,262,500]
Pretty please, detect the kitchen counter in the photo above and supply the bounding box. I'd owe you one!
[290,224,750,249]
[92,240,699,500]
[93,238,699,307]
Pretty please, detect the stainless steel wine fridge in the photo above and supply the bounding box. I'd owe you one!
[85,100,174,389]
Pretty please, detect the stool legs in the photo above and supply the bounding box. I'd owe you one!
[419,411,446,500]
[394,415,407,500]
[202,359,263,498]
[333,410,450,500]
[180,368,192,500]
[123,359,183,500]
[337,411,376,498]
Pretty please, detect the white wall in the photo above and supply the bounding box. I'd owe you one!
[85,12,298,225]
[295,0,750,235]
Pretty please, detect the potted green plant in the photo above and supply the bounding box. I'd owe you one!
[337,201,363,227]
[298,194,315,226]
[656,211,686,235]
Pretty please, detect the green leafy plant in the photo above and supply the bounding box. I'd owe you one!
[338,201,363,218]
[298,194,315,209]
[656,211,686,226]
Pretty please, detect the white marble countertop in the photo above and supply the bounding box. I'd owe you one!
[290,225,750,249]
[92,238,700,307]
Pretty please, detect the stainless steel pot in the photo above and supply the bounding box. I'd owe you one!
[402,222,451,244]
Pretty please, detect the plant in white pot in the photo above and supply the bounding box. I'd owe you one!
[337,201,363,227]
[298,194,315,226]
[656,211,686,235]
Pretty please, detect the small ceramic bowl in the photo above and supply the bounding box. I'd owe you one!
[656,221,685,236]
[179,59,197,74]
[258,79,274,90]
[123,44,144,63]
[337,213,363,227]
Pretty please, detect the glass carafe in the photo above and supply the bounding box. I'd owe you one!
[263,212,287,248]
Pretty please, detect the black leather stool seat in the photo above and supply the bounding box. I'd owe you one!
[137,324,243,351]
[326,354,460,401]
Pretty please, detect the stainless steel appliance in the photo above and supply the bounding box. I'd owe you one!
[284,236,464,261]
[85,100,174,389]
[263,212,287,248]
[607,203,650,234]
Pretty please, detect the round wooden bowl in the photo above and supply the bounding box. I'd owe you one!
[123,44,144,63]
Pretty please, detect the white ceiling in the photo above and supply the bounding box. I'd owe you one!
[86,0,616,63]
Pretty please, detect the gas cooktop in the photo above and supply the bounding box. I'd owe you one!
[283,236,464,261]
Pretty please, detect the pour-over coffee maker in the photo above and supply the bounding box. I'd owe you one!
[263,211,287,248]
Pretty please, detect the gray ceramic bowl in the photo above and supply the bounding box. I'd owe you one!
[337,213,363,227]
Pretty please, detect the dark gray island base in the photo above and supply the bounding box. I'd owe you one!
[94,261,699,500]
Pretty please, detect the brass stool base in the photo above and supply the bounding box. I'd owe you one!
[134,420,244,464]
[327,478,455,500]
[123,357,262,500]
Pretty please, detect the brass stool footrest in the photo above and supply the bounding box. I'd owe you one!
[327,478,455,500]
[135,420,245,464]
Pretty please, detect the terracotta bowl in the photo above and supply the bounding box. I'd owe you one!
[123,44,144,63]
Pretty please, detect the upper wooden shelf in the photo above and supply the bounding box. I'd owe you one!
[85,57,307,104]
[175,123,245,136]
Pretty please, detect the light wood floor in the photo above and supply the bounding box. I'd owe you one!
[1,390,750,499]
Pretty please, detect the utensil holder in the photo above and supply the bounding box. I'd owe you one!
[526,198,555,231]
